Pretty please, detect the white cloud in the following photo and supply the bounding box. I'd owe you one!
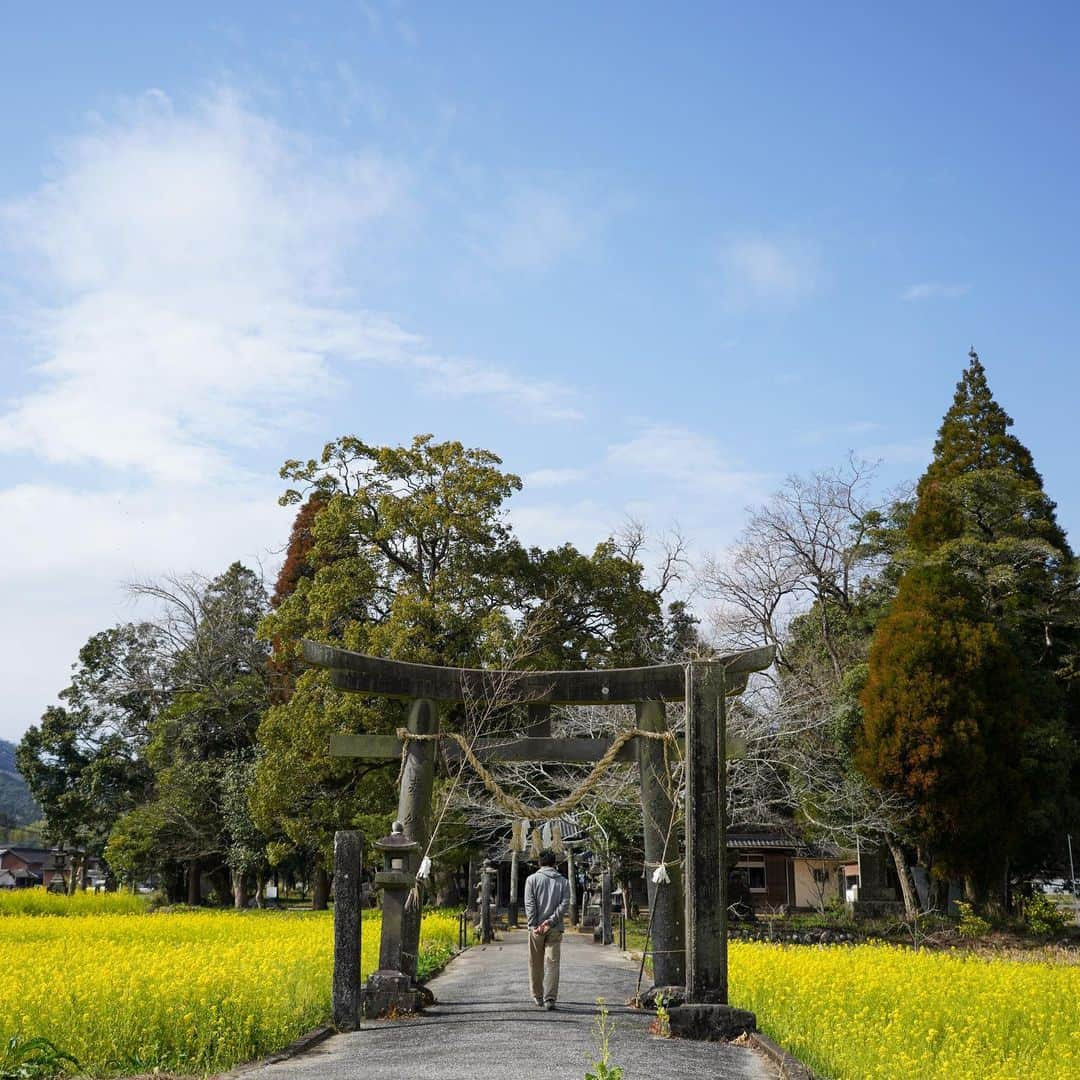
[902,281,972,301]
[411,354,583,421]
[0,481,293,741]
[716,237,820,307]
[523,467,588,489]
[605,424,766,496]
[0,87,586,740]
[0,88,580,484]
[466,182,614,272]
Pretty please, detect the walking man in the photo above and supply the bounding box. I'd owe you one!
[524,850,570,1010]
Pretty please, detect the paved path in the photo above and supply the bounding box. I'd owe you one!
[240,929,777,1080]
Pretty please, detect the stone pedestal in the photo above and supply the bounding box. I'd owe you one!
[668,1004,757,1041]
[360,970,426,1019]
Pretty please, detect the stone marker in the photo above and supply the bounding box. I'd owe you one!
[332,830,362,1030]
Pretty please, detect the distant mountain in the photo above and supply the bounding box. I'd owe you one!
[0,738,41,828]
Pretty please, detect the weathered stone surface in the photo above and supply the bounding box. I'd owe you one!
[397,697,437,979]
[636,699,685,988]
[332,831,363,1031]
[359,971,425,1019]
[305,638,769,704]
[684,662,727,1003]
[638,984,687,1008]
[668,1004,757,1041]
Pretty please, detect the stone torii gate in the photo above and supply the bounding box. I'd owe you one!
[307,639,774,1034]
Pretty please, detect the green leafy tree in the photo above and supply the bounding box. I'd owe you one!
[17,624,165,889]
[252,435,670,901]
[107,563,271,904]
[252,435,524,905]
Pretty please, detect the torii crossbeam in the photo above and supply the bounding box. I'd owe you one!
[305,638,775,1030]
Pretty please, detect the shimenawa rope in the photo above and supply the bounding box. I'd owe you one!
[394,726,676,821]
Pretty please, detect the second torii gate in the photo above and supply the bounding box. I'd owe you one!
[307,639,773,1034]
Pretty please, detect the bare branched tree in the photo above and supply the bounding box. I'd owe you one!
[699,459,920,914]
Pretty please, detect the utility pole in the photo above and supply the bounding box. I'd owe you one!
[1069,834,1078,926]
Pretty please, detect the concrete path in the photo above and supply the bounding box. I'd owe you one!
[240,929,777,1080]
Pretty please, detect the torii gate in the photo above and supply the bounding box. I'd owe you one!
[307,639,773,1035]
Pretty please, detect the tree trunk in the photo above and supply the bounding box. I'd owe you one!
[962,873,987,908]
[187,859,201,906]
[254,869,265,909]
[232,869,247,910]
[886,838,919,916]
[79,854,89,891]
[312,864,331,910]
[983,859,1009,918]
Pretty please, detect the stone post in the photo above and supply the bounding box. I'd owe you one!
[668,661,758,1040]
[508,848,520,927]
[466,857,477,915]
[397,697,438,981]
[567,847,578,926]
[636,699,685,989]
[601,869,613,945]
[479,863,494,943]
[332,830,363,1030]
[683,662,726,1003]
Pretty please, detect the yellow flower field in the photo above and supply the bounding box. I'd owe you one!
[729,939,1080,1080]
[0,899,460,1077]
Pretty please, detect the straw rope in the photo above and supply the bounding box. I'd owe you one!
[394,726,676,821]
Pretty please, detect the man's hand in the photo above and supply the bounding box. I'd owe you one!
[534,919,550,934]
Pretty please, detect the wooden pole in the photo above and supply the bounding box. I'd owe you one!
[636,699,685,989]
[684,662,727,1003]
[332,830,362,1030]
[397,697,438,981]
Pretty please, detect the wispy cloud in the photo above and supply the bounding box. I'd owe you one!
[715,236,821,307]
[465,180,619,272]
[902,281,971,301]
[411,354,583,421]
[0,86,586,740]
[605,424,766,496]
[523,467,588,489]
[0,87,579,486]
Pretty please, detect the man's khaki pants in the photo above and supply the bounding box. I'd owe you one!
[529,927,563,1002]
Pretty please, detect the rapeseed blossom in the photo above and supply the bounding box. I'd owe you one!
[0,897,459,1076]
[729,939,1079,1079]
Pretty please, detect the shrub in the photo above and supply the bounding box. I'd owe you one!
[1025,892,1067,937]
[955,901,990,939]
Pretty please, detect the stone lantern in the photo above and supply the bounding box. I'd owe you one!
[362,821,425,1018]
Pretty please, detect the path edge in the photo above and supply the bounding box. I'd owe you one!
[747,1030,815,1079]
[214,1025,335,1077]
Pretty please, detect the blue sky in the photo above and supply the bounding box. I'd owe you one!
[2,2,1079,740]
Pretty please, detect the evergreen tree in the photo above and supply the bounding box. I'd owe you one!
[858,565,1032,903]
[861,350,1079,901]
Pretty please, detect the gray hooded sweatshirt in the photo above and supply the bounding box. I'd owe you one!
[524,865,570,931]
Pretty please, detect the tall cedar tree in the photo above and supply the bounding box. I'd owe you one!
[858,565,1031,901]
[861,351,1079,898]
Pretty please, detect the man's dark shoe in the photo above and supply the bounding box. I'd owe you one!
[544,999,556,1011]
[533,997,544,1007]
